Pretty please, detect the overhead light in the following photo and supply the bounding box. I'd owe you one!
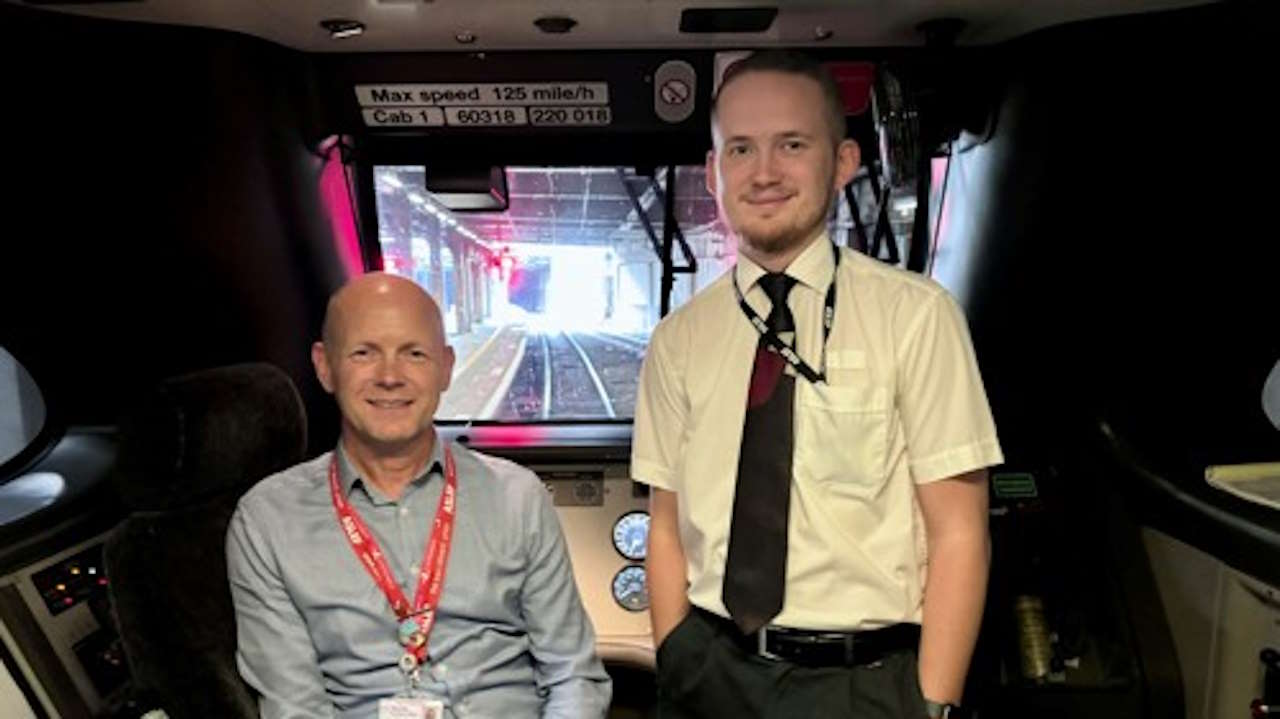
[679,8,777,33]
[455,30,477,44]
[917,18,967,47]
[380,174,404,189]
[320,18,365,40]
[533,15,577,34]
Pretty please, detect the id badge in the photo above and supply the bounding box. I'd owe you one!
[377,697,443,719]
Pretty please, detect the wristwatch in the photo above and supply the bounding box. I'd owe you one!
[924,699,971,718]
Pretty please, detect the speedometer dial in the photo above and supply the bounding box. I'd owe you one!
[612,511,650,561]
[611,565,649,612]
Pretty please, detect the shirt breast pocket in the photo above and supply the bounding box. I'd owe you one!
[795,377,892,498]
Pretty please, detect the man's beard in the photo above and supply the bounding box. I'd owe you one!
[738,192,835,256]
[741,222,814,255]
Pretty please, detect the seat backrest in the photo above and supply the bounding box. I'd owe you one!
[104,363,306,718]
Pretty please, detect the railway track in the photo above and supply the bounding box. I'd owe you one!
[494,331,646,419]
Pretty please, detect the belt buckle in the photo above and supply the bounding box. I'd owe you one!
[756,628,782,660]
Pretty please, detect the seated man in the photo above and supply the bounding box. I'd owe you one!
[227,273,611,718]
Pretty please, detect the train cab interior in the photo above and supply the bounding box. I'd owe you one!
[1,0,1277,717]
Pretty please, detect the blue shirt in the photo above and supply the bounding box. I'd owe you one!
[226,440,611,718]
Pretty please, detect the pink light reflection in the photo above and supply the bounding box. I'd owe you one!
[457,425,552,448]
[318,136,365,277]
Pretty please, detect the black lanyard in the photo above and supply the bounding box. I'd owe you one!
[731,242,840,385]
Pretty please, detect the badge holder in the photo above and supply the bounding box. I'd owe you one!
[378,652,444,719]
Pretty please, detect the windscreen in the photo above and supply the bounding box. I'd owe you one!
[374,164,874,422]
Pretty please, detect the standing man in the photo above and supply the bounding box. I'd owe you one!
[633,51,1002,719]
[228,273,611,718]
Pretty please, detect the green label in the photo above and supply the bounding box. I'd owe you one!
[993,473,1038,499]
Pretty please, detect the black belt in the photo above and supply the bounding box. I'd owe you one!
[695,607,920,668]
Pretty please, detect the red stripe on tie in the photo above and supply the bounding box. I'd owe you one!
[747,348,786,408]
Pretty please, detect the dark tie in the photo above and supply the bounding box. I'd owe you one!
[723,272,797,634]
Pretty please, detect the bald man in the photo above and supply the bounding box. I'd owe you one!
[227,274,611,719]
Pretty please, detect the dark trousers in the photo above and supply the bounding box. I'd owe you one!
[656,609,928,719]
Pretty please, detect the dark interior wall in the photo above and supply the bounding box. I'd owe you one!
[0,5,345,452]
[3,2,1274,469]
[932,0,1279,471]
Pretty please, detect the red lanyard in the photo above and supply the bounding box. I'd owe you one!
[329,445,457,663]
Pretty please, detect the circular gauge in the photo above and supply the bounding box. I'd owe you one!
[611,565,649,612]
[612,511,650,561]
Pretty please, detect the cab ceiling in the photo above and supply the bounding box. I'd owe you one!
[17,0,1216,52]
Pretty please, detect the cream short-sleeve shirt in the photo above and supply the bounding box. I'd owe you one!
[631,235,1003,630]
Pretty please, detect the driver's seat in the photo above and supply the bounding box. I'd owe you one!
[105,363,306,717]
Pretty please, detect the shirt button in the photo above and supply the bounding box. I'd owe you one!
[399,507,410,517]
[410,564,420,574]
[438,663,448,675]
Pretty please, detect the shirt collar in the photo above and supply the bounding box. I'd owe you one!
[733,231,836,295]
[335,438,445,501]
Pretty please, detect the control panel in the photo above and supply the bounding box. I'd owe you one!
[538,462,654,669]
[0,532,130,717]
[30,545,111,617]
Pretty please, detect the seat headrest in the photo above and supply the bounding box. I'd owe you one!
[114,363,307,512]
